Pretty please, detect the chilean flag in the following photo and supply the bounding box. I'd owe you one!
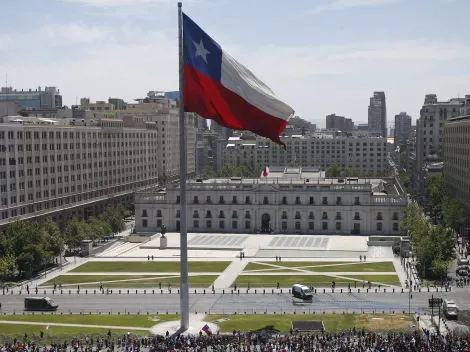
[261,166,269,177]
[183,13,294,146]
[201,324,212,336]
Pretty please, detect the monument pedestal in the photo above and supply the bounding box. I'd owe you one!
[160,236,167,249]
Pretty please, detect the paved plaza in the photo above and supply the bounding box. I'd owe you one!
[29,232,403,290]
[3,232,468,335]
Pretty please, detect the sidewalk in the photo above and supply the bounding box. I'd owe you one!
[211,258,249,289]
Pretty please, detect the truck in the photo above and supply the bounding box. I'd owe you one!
[24,297,58,311]
[292,284,313,301]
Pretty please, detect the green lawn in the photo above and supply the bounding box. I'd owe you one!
[70,261,230,273]
[206,314,416,333]
[244,262,395,273]
[309,262,396,273]
[245,262,345,271]
[0,314,179,328]
[42,275,156,286]
[232,275,400,287]
[42,275,219,288]
[342,275,401,285]
[0,323,149,340]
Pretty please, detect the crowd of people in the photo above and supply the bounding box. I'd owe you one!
[1,329,470,352]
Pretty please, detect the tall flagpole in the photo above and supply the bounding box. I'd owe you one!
[178,1,190,331]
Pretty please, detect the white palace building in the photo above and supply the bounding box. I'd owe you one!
[134,167,407,236]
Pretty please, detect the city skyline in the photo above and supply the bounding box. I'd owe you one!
[1,0,470,128]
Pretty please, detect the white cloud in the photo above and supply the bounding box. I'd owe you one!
[38,24,110,43]
[63,0,168,7]
[1,22,469,124]
[306,0,401,15]
[0,24,110,53]
[62,0,209,8]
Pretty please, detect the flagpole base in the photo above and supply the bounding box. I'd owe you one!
[150,318,218,336]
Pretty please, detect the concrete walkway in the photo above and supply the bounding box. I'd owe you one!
[211,259,249,288]
[0,320,150,331]
[239,271,397,275]
[150,314,218,336]
[63,272,223,276]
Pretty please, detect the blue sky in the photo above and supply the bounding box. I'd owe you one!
[1,0,470,128]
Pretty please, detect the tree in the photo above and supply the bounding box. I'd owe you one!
[201,164,261,178]
[427,174,447,207]
[402,203,457,277]
[0,255,16,280]
[341,168,357,177]
[441,196,462,228]
[101,206,125,235]
[64,218,85,250]
[401,203,422,234]
[399,172,410,186]
[429,225,457,263]
[88,217,112,242]
[201,166,217,178]
[325,163,341,177]
[42,218,64,258]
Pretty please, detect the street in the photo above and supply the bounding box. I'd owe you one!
[1,290,469,315]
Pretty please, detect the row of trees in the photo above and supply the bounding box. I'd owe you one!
[402,202,457,278]
[202,164,261,178]
[325,163,389,178]
[0,205,127,281]
[426,174,463,228]
[0,219,63,281]
[64,205,127,250]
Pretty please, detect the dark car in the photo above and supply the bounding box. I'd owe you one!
[24,297,58,311]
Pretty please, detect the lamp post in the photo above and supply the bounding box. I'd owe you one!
[408,259,412,315]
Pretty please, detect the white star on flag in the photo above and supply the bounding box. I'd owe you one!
[193,39,210,63]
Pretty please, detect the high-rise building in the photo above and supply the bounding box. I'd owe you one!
[0,92,196,231]
[368,92,387,137]
[444,95,470,214]
[325,114,354,131]
[108,98,127,110]
[0,116,159,231]
[0,86,62,110]
[286,116,316,134]
[124,93,196,184]
[326,114,345,130]
[224,135,388,175]
[211,120,233,140]
[0,101,20,117]
[394,112,412,148]
[415,94,463,193]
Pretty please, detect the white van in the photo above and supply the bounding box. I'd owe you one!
[443,299,458,319]
[292,284,313,300]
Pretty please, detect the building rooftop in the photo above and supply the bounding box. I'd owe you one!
[141,176,403,198]
[447,114,470,123]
